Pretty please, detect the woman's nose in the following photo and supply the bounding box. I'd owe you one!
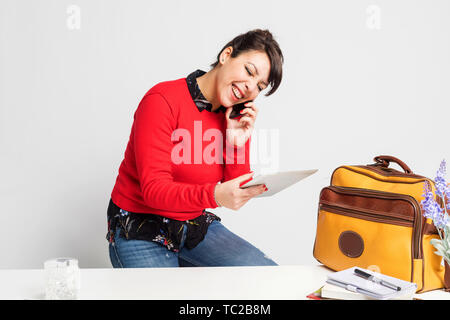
[245,80,258,95]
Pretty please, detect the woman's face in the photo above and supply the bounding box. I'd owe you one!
[215,47,271,107]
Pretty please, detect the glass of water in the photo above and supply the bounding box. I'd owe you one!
[44,258,81,300]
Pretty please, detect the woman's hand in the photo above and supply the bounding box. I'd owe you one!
[225,101,259,147]
[214,172,268,210]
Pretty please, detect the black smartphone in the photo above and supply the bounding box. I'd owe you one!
[229,100,253,119]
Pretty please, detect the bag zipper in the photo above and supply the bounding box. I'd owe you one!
[320,203,414,227]
[320,186,423,259]
[359,165,427,179]
[333,165,428,183]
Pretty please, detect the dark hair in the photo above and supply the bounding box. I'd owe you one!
[210,29,284,97]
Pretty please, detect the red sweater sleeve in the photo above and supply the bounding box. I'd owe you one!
[134,93,219,213]
[222,135,251,183]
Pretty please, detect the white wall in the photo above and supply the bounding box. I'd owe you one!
[1,0,449,269]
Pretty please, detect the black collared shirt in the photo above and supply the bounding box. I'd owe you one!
[106,70,224,253]
[186,69,227,114]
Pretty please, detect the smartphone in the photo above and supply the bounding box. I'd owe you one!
[229,100,253,119]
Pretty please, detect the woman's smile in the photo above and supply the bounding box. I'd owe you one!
[231,84,244,100]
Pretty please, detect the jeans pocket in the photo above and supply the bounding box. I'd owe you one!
[109,227,124,268]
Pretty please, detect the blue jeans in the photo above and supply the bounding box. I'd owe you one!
[109,220,277,267]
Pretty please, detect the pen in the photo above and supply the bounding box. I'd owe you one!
[354,268,401,291]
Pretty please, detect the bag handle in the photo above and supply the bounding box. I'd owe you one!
[373,155,413,174]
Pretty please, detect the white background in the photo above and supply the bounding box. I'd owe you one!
[1,0,449,269]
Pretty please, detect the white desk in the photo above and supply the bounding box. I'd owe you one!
[0,265,448,300]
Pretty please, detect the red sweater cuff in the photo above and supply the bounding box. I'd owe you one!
[207,182,220,209]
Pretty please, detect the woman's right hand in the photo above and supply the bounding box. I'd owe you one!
[214,172,268,210]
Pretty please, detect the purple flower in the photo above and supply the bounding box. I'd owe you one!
[435,159,448,198]
[421,181,448,229]
[446,185,450,211]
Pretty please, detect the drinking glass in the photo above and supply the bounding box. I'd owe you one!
[44,258,81,300]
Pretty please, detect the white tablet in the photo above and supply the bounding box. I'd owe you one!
[240,169,318,198]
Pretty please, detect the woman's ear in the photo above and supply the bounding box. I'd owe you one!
[220,46,233,64]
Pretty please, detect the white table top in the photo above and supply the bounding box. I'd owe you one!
[0,265,448,300]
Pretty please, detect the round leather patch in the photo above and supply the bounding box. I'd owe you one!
[338,231,364,258]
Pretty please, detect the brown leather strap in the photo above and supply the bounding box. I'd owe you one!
[373,155,413,174]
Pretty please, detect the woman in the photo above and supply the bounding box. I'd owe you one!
[107,29,284,268]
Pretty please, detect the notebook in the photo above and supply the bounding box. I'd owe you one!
[321,282,416,300]
[325,267,417,300]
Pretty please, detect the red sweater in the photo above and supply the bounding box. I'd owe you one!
[111,77,251,220]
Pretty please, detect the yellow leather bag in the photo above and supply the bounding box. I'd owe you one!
[313,155,445,292]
